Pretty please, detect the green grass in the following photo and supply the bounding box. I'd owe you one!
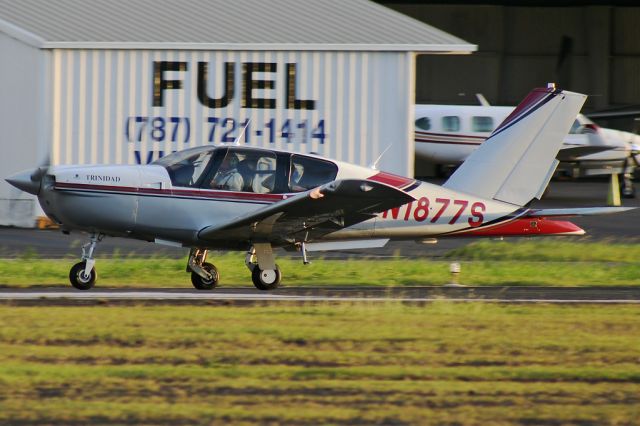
[0,303,639,425]
[446,239,640,263]
[1,240,640,287]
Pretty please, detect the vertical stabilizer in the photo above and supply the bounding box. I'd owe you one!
[443,87,587,206]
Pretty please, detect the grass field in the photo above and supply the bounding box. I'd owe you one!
[1,240,640,287]
[0,303,639,425]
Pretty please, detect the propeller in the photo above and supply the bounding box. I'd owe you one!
[555,36,574,89]
[5,154,51,196]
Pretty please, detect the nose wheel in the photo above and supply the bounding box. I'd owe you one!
[187,249,219,290]
[191,262,219,290]
[69,261,97,290]
[69,233,103,290]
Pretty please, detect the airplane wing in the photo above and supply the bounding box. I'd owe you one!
[197,179,415,244]
[556,145,615,162]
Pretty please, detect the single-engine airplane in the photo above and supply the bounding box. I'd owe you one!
[6,85,632,291]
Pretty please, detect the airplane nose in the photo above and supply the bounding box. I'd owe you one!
[5,168,43,195]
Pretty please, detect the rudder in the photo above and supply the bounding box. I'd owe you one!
[443,86,587,206]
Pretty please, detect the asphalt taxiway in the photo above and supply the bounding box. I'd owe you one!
[1,286,639,305]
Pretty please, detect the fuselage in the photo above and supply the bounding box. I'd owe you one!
[35,145,582,250]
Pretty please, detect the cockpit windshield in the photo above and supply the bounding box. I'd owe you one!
[154,146,338,193]
[152,146,215,187]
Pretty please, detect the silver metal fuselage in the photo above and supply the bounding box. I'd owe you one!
[36,159,522,249]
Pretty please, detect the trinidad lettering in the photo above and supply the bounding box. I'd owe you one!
[86,175,121,182]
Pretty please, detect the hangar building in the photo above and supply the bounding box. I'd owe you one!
[382,1,640,119]
[0,0,474,227]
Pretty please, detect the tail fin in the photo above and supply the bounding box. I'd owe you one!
[444,86,587,206]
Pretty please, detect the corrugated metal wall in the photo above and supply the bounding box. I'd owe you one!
[48,49,414,175]
[0,33,44,226]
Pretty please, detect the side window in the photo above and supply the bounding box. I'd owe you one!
[415,117,431,131]
[289,155,338,192]
[253,155,277,194]
[442,116,460,132]
[471,116,494,133]
[208,149,277,193]
[210,150,243,191]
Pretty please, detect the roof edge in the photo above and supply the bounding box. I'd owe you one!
[38,41,477,53]
[0,17,44,48]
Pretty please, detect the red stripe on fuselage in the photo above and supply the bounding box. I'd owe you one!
[415,138,483,146]
[415,131,486,140]
[414,131,486,146]
[54,182,286,202]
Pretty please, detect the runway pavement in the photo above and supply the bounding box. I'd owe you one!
[1,286,640,305]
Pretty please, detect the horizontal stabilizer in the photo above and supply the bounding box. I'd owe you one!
[556,145,614,162]
[444,87,587,206]
[524,207,635,218]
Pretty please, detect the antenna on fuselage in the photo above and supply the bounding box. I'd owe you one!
[369,144,393,170]
[476,93,490,106]
[232,120,251,146]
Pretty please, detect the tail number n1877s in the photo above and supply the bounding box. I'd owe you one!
[381,197,485,226]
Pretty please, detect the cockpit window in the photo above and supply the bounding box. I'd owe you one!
[289,155,338,192]
[156,147,337,194]
[415,117,431,131]
[569,119,582,134]
[207,148,277,193]
[152,146,215,187]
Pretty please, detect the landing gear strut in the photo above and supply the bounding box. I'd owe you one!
[246,244,282,290]
[188,248,219,290]
[69,233,103,290]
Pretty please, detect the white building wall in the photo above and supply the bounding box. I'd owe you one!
[1,47,415,226]
[0,33,47,227]
[47,49,413,174]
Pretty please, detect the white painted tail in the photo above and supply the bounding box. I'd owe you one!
[444,87,587,206]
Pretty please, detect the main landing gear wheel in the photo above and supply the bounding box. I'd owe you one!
[69,261,97,290]
[251,265,282,291]
[191,262,219,290]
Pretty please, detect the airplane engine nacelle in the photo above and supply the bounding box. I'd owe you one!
[38,165,142,236]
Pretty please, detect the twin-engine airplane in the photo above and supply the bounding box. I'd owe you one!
[6,86,632,291]
[415,100,640,194]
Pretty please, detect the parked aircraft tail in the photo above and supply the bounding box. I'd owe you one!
[443,85,587,206]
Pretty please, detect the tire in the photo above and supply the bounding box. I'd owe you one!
[191,262,219,290]
[622,182,636,199]
[251,265,282,291]
[69,261,97,290]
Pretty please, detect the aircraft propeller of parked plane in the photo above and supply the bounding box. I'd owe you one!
[6,85,632,290]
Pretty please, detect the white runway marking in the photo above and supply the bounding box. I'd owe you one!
[1,290,639,304]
